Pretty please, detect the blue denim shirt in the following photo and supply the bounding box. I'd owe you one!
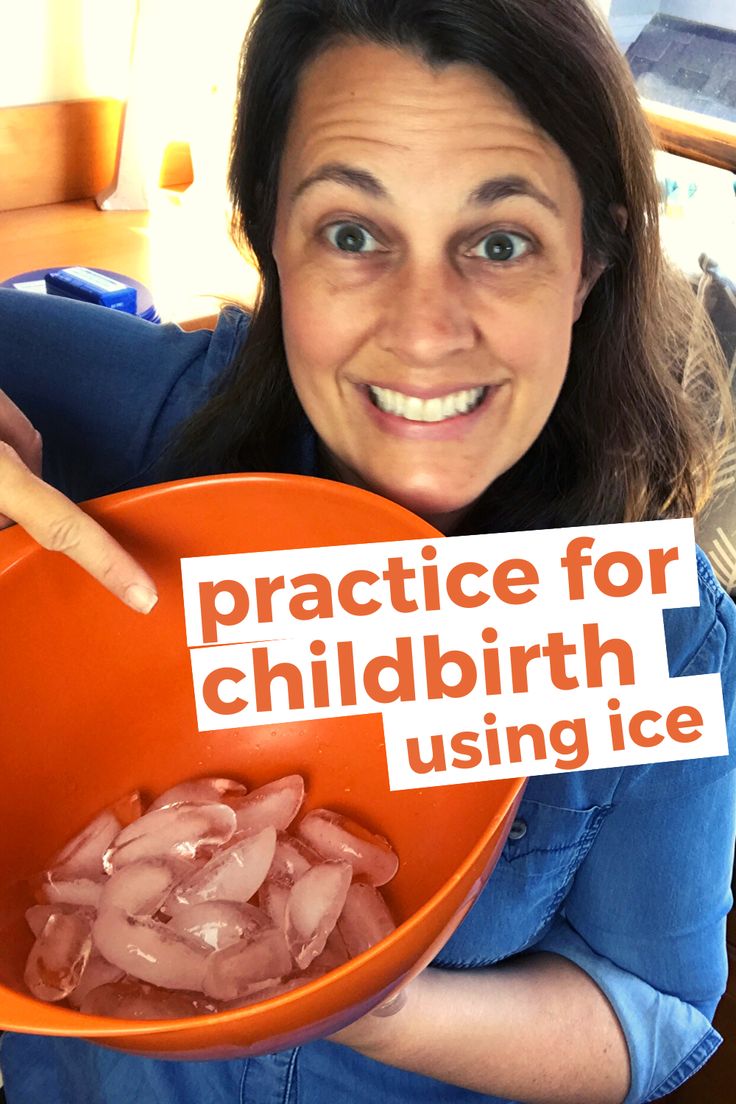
[1,289,735,1104]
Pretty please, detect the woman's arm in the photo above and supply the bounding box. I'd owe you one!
[331,951,630,1104]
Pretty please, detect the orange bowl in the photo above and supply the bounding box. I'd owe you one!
[0,474,523,1060]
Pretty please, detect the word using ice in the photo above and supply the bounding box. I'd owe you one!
[24,773,398,1019]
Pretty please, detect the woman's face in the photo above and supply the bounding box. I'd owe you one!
[273,42,595,530]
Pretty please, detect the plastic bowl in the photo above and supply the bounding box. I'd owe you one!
[0,474,524,1060]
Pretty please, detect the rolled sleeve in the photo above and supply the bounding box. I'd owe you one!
[534,743,736,1101]
[534,916,723,1103]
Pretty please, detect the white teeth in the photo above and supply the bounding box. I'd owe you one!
[369,386,486,422]
[405,396,423,420]
[423,398,444,422]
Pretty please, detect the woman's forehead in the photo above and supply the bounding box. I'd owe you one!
[279,41,581,212]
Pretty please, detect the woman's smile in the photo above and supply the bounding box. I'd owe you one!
[358,381,507,443]
[366,383,488,421]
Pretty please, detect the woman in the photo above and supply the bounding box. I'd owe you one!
[0,2,734,1102]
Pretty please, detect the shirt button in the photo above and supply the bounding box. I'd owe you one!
[508,818,527,841]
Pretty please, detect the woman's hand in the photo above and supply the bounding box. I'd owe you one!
[0,389,158,613]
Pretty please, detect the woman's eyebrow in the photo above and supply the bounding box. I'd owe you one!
[468,175,561,217]
[291,163,561,218]
[291,163,389,203]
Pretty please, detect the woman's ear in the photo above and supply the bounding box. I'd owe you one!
[573,203,628,320]
[573,262,606,321]
[611,203,628,233]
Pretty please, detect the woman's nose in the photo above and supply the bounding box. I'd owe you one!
[376,261,479,367]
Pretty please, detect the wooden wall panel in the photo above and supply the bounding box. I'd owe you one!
[0,99,194,213]
[0,99,123,212]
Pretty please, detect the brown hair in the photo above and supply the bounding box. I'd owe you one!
[170,0,731,534]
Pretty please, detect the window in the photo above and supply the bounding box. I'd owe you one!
[600,3,736,171]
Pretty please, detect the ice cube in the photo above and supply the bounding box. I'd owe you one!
[168,901,270,952]
[92,908,210,991]
[258,877,291,931]
[103,802,236,873]
[337,883,396,957]
[38,872,103,908]
[67,953,124,1009]
[218,975,306,1009]
[285,860,352,970]
[98,858,185,916]
[24,911,93,1002]
[149,777,248,811]
[304,926,350,977]
[164,826,276,914]
[297,809,398,886]
[268,832,320,883]
[202,926,292,1001]
[51,810,122,879]
[25,903,96,939]
[80,977,220,1020]
[231,775,304,834]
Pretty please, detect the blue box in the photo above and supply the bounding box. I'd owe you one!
[45,267,138,313]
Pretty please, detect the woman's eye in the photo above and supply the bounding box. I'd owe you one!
[468,231,531,263]
[325,222,381,254]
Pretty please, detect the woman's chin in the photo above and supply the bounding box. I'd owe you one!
[319,448,483,533]
[381,487,478,534]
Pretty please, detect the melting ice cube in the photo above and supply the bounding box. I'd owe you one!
[169,900,270,952]
[202,927,292,1001]
[164,826,276,914]
[80,977,220,1020]
[231,775,304,834]
[92,908,210,991]
[24,911,93,1002]
[304,926,350,977]
[50,810,122,880]
[38,872,104,908]
[149,777,248,812]
[25,903,96,938]
[337,882,396,957]
[258,876,291,931]
[285,860,352,970]
[268,832,320,883]
[67,953,125,1009]
[297,809,398,885]
[98,858,186,916]
[103,803,236,872]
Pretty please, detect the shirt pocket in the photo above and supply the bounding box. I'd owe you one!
[433,798,609,968]
[500,797,609,876]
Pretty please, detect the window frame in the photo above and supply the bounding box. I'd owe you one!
[643,98,736,173]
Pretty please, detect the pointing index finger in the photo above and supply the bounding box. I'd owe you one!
[0,448,158,613]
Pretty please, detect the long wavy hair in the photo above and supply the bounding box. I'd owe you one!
[169,0,731,534]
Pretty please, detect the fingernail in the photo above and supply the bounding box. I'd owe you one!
[125,584,159,614]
